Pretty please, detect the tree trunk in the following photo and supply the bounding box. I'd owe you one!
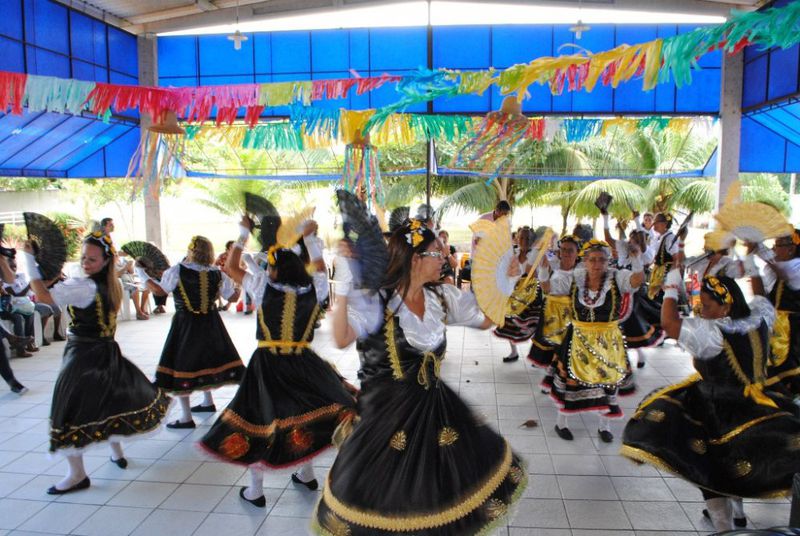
[561,206,569,235]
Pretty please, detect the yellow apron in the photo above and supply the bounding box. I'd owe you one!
[770,310,791,368]
[647,264,667,300]
[541,295,571,345]
[508,279,539,316]
[569,320,628,386]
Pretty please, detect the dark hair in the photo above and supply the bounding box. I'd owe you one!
[655,212,674,228]
[702,275,750,320]
[224,240,235,251]
[517,227,534,251]
[793,229,800,259]
[269,248,312,287]
[495,200,512,213]
[628,230,647,252]
[100,217,113,228]
[383,220,439,300]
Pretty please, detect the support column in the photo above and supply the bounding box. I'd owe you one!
[715,51,743,210]
[137,34,163,248]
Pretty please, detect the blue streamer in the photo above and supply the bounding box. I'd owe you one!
[563,119,602,143]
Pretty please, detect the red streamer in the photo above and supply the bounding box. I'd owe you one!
[526,118,545,141]
[0,72,26,114]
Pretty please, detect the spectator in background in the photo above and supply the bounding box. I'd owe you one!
[0,255,38,356]
[438,230,457,285]
[4,256,63,346]
[471,200,512,257]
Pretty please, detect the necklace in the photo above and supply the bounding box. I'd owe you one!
[582,271,606,306]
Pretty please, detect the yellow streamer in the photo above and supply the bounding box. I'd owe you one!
[601,117,638,136]
[667,117,692,134]
[340,109,375,144]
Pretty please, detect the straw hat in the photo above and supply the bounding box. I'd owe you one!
[148,110,186,135]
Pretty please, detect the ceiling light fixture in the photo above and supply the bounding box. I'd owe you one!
[227,1,248,50]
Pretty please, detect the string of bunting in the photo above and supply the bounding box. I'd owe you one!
[0,1,796,127]
[184,112,708,150]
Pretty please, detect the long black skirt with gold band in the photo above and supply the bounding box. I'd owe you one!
[622,375,800,498]
[313,378,527,535]
[767,309,800,394]
[200,346,356,468]
[50,337,172,453]
[549,321,631,416]
[155,310,245,394]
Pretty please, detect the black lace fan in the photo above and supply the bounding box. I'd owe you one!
[24,213,67,281]
[388,206,410,233]
[245,193,281,251]
[572,223,595,244]
[121,241,170,278]
[337,190,389,291]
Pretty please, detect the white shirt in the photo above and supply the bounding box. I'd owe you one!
[762,258,800,294]
[678,295,774,359]
[4,273,30,296]
[691,255,743,280]
[156,262,236,301]
[644,230,679,264]
[347,285,485,352]
[49,278,98,309]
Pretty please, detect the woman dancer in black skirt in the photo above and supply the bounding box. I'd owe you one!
[17,232,170,494]
[622,270,800,530]
[313,219,527,536]
[137,236,244,428]
[200,218,356,508]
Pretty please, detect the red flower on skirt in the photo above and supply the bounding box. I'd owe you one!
[220,432,250,459]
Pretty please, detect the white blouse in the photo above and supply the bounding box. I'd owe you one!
[549,266,638,308]
[645,230,679,262]
[691,256,743,280]
[50,278,98,309]
[347,285,486,352]
[157,262,236,301]
[762,258,800,294]
[678,295,775,359]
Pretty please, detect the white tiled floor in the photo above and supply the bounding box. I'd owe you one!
[0,307,791,535]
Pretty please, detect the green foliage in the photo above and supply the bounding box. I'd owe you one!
[46,212,86,260]
[192,179,284,216]
[741,173,791,215]
[668,179,716,214]
[0,178,61,191]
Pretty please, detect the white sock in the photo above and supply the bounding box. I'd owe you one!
[109,441,124,461]
[507,342,518,357]
[635,348,645,365]
[556,412,569,429]
[731,497,745,519]
[178,396,193,423]
[295,462,316,483]
[598,414,612,432]
[705,497,733,531]
[244,467,264,500]
[56,454,87,490]
[202,391,214,406]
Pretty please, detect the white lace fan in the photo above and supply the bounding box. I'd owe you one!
[470,216,514,326]
[713,181,793,244]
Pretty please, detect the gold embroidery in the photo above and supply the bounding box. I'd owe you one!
[280,291,297,354]
[770,308,790,367]
[176,271,212,315]
[638,374,702,411]
[708,413,792,445]
[645,410,665,423]
[484,498,507,520]
[257,308,272,343]
[438,427,459,447]
[257,340,310,350]
[750,330,766,384]
[507,466,524,484]
[156,360,242,379]
[323,440,514,530]
[389,431,407,451]
[689,439,707,455]
[323,512,351,536]
[94,295,116,337]
[297,303,321,354]
[787,434,800,450]
[732,460,752,478]
[384,312,404,381]
[219,404,344,438]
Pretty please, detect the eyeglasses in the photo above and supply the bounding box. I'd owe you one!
[418,251,444,259]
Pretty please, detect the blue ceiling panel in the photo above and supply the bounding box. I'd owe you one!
[30,121,125,171]
[1,115,89,169]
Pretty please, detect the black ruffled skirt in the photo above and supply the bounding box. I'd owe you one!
[622,376,800,497]
[155,310,245,394]
[619,292,665,349]
[313,377,527,535]
[200,347,356,468]
[49,337,171,453]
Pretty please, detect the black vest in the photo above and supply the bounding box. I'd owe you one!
[173,265,221,314]
[68,278,116,338]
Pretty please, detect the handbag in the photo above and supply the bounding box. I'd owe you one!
[10,297,35,316]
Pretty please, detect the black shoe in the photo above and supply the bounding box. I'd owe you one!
[166,420,196,429]
[502,354,519,363]
[239,487,266,507]
[53,333,66,341]
[190,404,217,413]
[636,360,645,368]
[702,509,746,527]
[554,425,574,441]
[47,476,90,495]
[41,338,51,346]
[291,472,319,491]
[9,381,27,394]
[598,429,614,443]
[111,456,128,469]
